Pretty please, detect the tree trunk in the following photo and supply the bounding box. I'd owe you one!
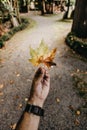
[72,0,87,38]
[63,0,70,19]
[38,0,45,15]
[14,0,21,23]
[11,15,19,27]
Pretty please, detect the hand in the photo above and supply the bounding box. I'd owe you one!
[28,67,50,107]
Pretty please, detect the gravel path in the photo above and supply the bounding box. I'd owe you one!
[0,12,87,130]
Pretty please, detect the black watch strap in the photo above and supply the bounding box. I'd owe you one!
[25,104,44,117]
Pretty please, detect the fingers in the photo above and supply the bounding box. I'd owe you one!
[34,67,50,86]
[43,70,50,82]
[34,67,45,82]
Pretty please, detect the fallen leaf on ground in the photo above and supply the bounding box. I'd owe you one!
[10,123,16,130]
[17,104,23,109]
[16,73,20,77]
[70,73,74,76]
[0,84,4,89]
[76,110,81,115]
[14,72,20,77]
[0,59,4,63]
[74,119,80,126]
[19,103,22,108]
[29,40,57,68]
[0,99,4,102]
[0,92,3,96]
[27,79,32,82]
[25,98,28,102]
[76,69,80,73]
[68,105,75,112]
[56,98,60,103]
[14,95,20,99]
[10,80,14,85]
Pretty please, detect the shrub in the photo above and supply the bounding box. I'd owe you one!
[0,39,4,48]
[0,18,29,48]
[66,32,87,58]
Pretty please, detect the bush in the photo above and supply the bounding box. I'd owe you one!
[0,39,4,48]
[65,32,87,58]
[73,74,87,97]
[0,18,29,48]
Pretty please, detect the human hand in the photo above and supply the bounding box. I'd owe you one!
[28,67,50,107]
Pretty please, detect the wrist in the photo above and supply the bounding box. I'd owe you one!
[28,98,44,108]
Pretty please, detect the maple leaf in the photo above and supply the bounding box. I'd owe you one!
[29,40,57,68]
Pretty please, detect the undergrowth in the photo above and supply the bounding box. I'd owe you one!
[0,18,35,48]
[65,32,87,58]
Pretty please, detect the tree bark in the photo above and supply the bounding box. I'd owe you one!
[63,0,70,19]
[41,0,46,15]
[72,0,87,38]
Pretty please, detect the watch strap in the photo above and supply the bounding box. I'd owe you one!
[25,104,44,117]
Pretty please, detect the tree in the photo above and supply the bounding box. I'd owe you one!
[72,0,87,38]
[0,0,20,27]
[19,0,28,13]
[63,0,70,19]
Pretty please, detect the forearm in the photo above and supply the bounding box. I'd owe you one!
[15,67,50,130]
[16,112,40,130]
[16,99,43,130]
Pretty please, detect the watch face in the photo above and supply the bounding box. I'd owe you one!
[33,107,39,114]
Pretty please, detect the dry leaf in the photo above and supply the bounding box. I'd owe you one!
[25,98,28,102]
[68,105,74,112]
[10,80,14,85]
[29,40,57,68]
[0,59,4,63]
[27,79,32,82]
[0,99,4,102]
[76,69,80,73]
[74,119,80,126]
[70,73,74,76]
[0,92,3,96]
[76,110,81,115]
[56,98,60,103]
[18,104,23,109]
[19,103,22,108]
[10,123,16,130]
[0,84,4,89]
[16,74,20,77]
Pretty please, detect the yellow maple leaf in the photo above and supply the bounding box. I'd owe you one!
[29,40,57,68]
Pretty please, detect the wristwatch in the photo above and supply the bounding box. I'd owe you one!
[25,104,44,117]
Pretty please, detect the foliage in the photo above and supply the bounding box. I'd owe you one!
[65,32,87,58]
[0,18,29,48]
[0,0,13,12]
[73,73,87,97]
[29,40,57,68]
[0,39,4,48]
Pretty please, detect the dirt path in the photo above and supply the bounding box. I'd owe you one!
[0,12,87,130]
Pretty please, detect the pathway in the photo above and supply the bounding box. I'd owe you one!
[0,12,87,130]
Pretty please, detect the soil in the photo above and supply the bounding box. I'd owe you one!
[0,12,87,130]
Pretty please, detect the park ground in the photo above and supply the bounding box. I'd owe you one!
[0,12,87,130]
